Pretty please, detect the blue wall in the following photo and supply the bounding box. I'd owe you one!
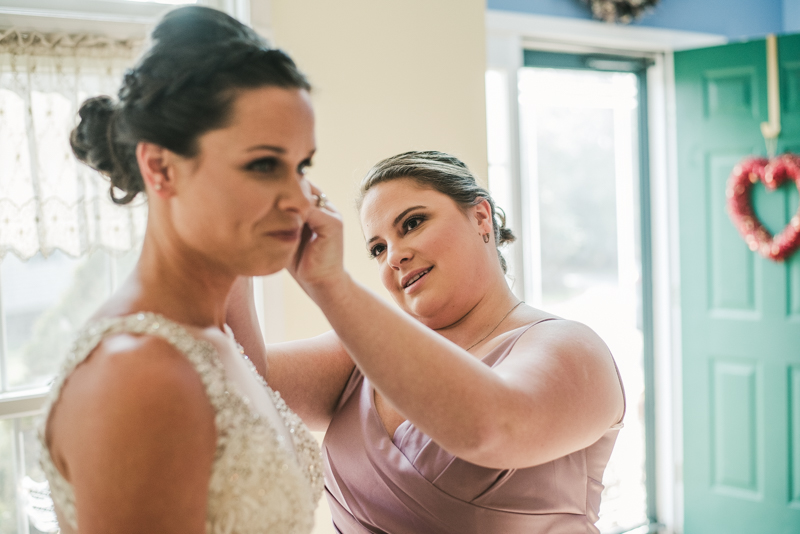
[487,0,793,40]
[786,0,800,33]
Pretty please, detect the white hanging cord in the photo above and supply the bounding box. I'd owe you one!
[760,34,781,158]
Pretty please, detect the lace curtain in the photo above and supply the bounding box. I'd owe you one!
[0,28,147,261]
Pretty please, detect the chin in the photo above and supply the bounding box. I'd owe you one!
[238,254,293,278]
[402,299,446,327]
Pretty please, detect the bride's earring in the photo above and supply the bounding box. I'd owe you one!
[482,233,490,243]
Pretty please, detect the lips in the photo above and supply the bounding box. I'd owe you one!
[402,267,432,289]
[266,228,302,241]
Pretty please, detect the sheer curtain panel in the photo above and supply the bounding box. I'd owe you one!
[0,28,146,261]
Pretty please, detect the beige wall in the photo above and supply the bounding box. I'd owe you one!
[259,0,489,341]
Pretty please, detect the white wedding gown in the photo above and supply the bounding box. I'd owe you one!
[38,312,323,534]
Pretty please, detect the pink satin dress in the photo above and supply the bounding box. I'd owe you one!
[322,319,625,533]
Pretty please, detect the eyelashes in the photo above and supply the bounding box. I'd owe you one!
[368,243,385,259]
[298,159,313,175]
[367,214,427,259]
[245,157,313,176]
[403,214,424,231]
[246,156,278,174]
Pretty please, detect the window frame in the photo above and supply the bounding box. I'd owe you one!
[0,0,179,24]
[0,0,253,422]
[0,0,251,36]
[521,49,656,531]
[486,9,727,534]
[0,2,251,531]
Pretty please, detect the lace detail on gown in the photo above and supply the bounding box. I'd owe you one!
[38,312,323,534]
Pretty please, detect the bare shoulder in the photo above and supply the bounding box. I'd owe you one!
[57,333,214,417]
[518,318,610,355]
[49,333,216,485]
[499,318,624,425]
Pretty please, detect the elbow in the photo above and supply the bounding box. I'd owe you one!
[452,414,520,468]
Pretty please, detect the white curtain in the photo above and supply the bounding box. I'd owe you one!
[0,28,147,261]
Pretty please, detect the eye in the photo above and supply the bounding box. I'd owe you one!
[246,157,279,174]
[403,215,425,232]
[368,243,386,259]
[298,159,313,176]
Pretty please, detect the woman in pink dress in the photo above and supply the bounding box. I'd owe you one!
[231,150,625,533]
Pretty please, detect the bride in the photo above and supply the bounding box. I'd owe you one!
[38,6,323,533]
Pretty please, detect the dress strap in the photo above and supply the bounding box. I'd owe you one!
[610,353,627,427]
[490,317,626,427]
[38,312,231,533]
[42,313,236,442]
[484,317,561,368]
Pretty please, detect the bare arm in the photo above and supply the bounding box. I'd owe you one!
[266,332,354,430]
[226,276,354,431]
[226,276,269,377]
[292,205,624,469]
[303,275,622,468]
[48,335,216,533]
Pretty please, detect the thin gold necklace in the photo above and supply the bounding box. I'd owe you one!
[465,301,523,351]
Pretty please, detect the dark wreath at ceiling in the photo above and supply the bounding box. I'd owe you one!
[581,0,661,24]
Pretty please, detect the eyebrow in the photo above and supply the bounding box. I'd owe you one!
[366,205,426,245]
[246,145,286,153]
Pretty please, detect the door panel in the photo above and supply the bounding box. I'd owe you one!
[676,35,800,534]
[707,151,759,315]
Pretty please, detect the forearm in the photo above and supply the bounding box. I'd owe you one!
[226,277,269,378]
[307,274,515,457]
[265,332,355,431]
[226,278,355,429]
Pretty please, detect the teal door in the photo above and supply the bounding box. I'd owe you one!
[676,36,800,533]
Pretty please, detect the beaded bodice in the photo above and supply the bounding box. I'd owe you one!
[38,313,323,534]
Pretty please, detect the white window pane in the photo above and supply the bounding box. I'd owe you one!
[0,419,18,534]
[19,414,55,534]
[1,248,139,391]
[519,67,647,532]
[0,415,55,534]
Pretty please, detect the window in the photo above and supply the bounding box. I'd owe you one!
[486,50,656,533]
[0,249,140,533]
[0,27,143,533]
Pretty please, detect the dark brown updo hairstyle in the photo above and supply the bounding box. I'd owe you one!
[358,151,516,273]
[70,5,310,204]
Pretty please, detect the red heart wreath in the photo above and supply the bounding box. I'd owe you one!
[727,154,800,261]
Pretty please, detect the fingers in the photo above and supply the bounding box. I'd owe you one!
[306,181,337,213]
[293,223,315,271]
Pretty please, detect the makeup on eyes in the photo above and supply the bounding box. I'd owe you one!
[245,156,279,174]
[244,156,313,177]
[366,208,430,259]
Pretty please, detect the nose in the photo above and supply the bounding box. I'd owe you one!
[386,241,412,270]
[277,176,312,218]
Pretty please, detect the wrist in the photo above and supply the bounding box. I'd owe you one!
[302,270,355,308]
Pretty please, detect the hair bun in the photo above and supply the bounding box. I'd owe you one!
[70,96,116,175]
[153,5,267,51]
[498,226,516,247]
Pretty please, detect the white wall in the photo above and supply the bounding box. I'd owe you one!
[261,0,489,340]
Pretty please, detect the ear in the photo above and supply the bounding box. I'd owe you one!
[136,141,175,197]
[472,198,493,234]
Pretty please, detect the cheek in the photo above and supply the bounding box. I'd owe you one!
[423,226,461,262]
[175,175,259,247]
[378,262,396,292]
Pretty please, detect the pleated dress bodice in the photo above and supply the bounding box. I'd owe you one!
[323,320,623,534]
